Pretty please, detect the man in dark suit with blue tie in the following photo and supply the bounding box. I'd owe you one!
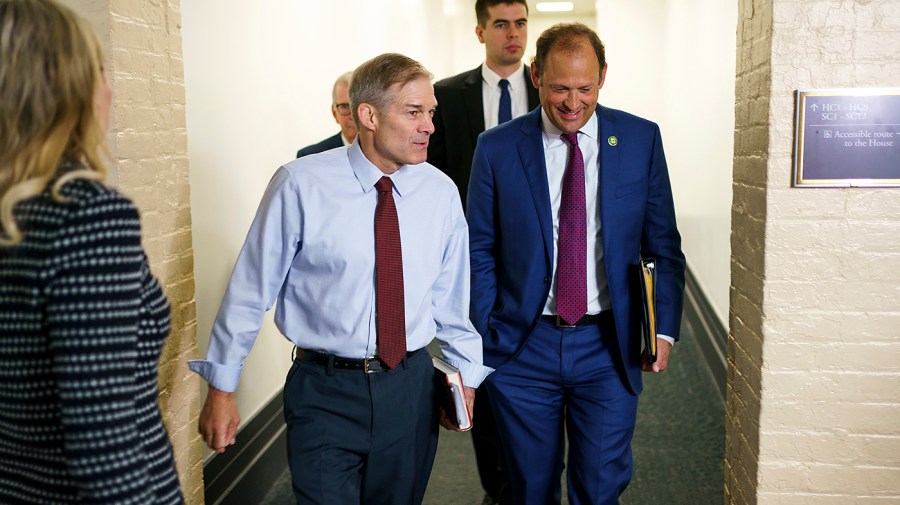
[296,71,357,158]
[467,22,686,505]
[428,2,538,503]
[428,0,539,210]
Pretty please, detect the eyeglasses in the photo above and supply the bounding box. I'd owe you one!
[334,103,351,116]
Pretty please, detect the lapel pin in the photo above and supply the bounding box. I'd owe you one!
[608,136,618,147]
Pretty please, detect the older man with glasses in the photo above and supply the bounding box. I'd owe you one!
[297,71,358,158]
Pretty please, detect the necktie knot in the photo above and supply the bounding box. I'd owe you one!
[375,176,392,194]
[499,78,510,91]
[561,132,579,148]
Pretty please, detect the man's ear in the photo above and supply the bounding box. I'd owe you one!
[358,103,377,131]
[598,63,608,90]
[530,64,540,89]
[475,24,485,44]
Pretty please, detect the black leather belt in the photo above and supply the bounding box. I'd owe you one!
[540,312,606,328]
[292,347,419,373]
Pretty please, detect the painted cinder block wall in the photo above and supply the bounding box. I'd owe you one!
[727,0,900,503]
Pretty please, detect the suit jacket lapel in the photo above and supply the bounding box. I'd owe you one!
[517,108,554,264]
[596,105,621,249]
[462,66,485,143]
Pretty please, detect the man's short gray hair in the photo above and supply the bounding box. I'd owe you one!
[331,71,352,103]
[349,53,433,127]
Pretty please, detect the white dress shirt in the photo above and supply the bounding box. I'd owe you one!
[189,141,493,391]
[538,109,674,345]
[482,63,530,130]
[539,109,609,316]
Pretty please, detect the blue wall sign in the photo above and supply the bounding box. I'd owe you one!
[793,89,900,187]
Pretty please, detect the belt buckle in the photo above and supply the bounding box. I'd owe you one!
[364,357,377,374]
[555,315,576,328]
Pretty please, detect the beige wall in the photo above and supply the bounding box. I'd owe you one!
[597,0,737,325]
[62,0,204,503]
[728,0,900,503]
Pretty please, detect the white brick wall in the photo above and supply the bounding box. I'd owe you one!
[729,0,900,503]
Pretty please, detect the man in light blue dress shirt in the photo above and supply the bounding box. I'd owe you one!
[189,53,492,504]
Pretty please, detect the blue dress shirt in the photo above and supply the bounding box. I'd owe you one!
[189,141,492,392]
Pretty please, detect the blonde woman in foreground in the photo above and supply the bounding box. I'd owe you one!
[0,0,184,502]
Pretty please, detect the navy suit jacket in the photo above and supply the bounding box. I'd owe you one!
[467,105,685,395]
[297,132,343,158]
[428,65,540,208]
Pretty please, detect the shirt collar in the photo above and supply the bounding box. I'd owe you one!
[540,107,598,148]
[481,62,525,92]
[348,138,410,197]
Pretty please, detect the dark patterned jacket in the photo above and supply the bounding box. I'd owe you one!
[0,175,184,504]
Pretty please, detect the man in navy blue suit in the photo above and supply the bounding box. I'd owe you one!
[467,23,686,505]
[296,71,357,158]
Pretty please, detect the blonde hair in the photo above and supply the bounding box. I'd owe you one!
[0,0,108,246]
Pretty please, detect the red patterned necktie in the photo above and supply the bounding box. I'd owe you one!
[557,133,588,326]
[374,177,407,368]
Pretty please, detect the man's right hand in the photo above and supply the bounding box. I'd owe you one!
[198,385,240,453]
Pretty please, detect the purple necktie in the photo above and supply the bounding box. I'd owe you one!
[557,133,587,326]
[374,177,406,368]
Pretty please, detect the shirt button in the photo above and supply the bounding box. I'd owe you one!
[543,276,550,284]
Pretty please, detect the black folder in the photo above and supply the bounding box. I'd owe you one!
[639,258,658,363]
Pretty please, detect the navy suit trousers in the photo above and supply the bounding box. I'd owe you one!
[283,348,438,505]
[486,317,638,505]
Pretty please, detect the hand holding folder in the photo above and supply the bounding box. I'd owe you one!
[639,258,658,363]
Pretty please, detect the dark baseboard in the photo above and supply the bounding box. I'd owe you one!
[683,266,727,401]
[202,392,288,505]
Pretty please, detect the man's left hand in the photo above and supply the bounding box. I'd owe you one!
[438,386,476,432]
[641,339,672,373]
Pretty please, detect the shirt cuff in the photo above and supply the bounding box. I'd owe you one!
[658,334,675,346]
[188,359,243,393]
[440,356,494,389]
